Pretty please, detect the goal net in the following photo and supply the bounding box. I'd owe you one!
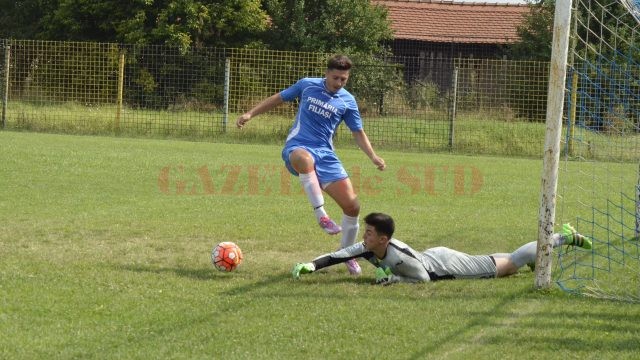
[555,0,640,301]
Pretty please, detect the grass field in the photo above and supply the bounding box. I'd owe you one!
[8,100,640,161]
[5,100,549,156]
[1,131,639,359]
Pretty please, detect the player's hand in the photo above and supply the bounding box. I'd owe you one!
[372,155,386,171]
[292,263,315,279]
[374,266,392,285]
[236,113,251,129]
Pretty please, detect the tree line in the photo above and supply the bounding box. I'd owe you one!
[0,0,395,55]
[0,0,564,58]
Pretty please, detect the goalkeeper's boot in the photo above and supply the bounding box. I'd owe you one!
[345,258,362,276]
[562,223,592,249]
[319,216,342,235]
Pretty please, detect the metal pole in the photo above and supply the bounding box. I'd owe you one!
[535,0,573,289]
[2,44,10,129]
[568,71,578,156]
[223,58,230,133]
[449,67,458,149]
[636,163,640,240]
[115,49,125,132]
[567,6,579,157]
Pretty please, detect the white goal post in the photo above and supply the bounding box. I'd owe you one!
[535,0,573,289]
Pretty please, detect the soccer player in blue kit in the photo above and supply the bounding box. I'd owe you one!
[236,55,386,275]
[292,212,592,284]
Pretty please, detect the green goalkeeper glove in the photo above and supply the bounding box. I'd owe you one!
[292,263,315,279]
[374,266,393,285]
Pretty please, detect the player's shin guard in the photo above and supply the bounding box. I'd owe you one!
[508,241,537,269]
[340,214,359,248]
[339,215,361,275]
[299,172,327,220]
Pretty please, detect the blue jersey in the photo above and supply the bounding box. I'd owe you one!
[280,78,363,150]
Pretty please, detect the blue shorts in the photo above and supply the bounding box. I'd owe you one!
[281,145,349,184]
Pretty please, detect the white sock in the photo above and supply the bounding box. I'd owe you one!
[551,233,564,247]
[507,241,537,268]
[504,234,564,269]
[299,172,327,221]
[340,214,360,248]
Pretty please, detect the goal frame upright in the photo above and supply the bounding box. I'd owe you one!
[535,0,573,289]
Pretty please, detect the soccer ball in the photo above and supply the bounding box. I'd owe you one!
[211,241,243,272]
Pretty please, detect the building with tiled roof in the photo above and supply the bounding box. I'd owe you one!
[370,0,532,93]
[373,0,531,46]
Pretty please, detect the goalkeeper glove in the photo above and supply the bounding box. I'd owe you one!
[374,266,393,285]
[292,262,315,279]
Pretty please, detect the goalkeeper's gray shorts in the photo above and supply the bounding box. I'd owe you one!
[422,246,497,280]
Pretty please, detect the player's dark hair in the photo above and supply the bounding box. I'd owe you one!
[327,54,352,71]
[364,212,395,239]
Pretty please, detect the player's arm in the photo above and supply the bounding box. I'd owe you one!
[292,242,370,279]
[375,269,430,285]
[393,258,432,283]
[236,93,284,128]
[374,263,430,285]
[374,242,432,285]
[352,130,385,171]
[388,273,429,284]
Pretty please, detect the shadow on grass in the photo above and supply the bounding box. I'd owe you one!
[220,270,374,296]
[115,263,216,280]
[221,272,292,296]
[112,266,360,298]
[114,263,302,290]
[404,286,640,358]
[220,271,538,300]
[405,286,529,359]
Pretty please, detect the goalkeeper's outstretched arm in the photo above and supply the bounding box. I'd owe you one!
[292,242,371,279]
[312,242,369,269]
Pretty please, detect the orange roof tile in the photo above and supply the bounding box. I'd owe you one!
[372,0,531,44]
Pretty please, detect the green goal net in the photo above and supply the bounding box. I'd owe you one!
[556,0,640,301]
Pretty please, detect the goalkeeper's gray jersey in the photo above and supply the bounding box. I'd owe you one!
[311,238,497,284]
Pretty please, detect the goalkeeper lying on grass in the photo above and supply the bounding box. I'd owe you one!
[292,212,592,285]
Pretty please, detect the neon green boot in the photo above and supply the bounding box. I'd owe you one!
[562,223,592,249]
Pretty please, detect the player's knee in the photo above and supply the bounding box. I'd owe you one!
[289,149,314,173]
[290,148,312,162]
[342,198,360,216]
[495,258,519,277]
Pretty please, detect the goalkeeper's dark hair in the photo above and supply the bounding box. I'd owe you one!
[327,54,352,71]
[364,212,395,239]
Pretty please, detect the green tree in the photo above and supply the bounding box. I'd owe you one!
[509,0,635,61]
[262,0,393,54]
[1,0,269,51]
[39,0,127,41]
[0,0,56,39]
[508,0,555,61]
